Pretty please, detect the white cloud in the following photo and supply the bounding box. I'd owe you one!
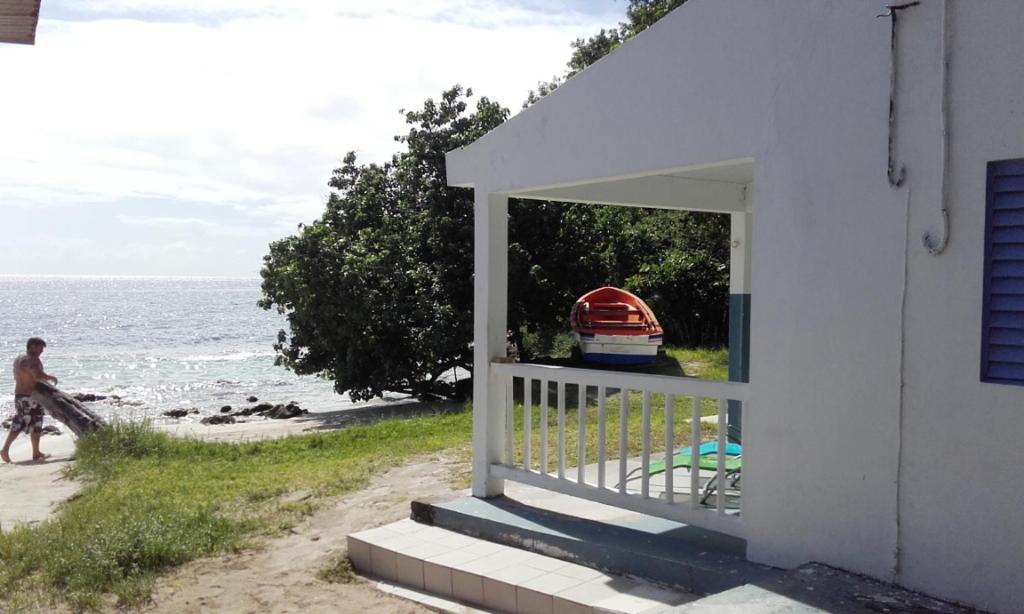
[49,1,608,28]
[116,214,287,238]
[116,215,216,227]
[0,1,620,274]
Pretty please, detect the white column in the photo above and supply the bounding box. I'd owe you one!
[472,190,509,497]
[729,211,752,297]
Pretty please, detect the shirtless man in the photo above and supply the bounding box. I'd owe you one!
[2,337,57,463]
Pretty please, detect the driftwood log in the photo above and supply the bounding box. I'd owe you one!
[31,381,107,435]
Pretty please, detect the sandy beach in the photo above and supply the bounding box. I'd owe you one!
[0,432,79,532]
[158,399,463,441]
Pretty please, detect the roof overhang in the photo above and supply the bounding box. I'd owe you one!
[509,159,753,214]
[444,0,767,214]
[0,0,41,45]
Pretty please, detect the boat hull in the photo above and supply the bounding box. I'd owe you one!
[576,333,661,365]
[571,286,664,365]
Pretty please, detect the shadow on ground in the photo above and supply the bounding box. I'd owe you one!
[527,351,687,378]
[293,399,467,432]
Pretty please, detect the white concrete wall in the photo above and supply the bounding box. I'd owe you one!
[447,1,1024,611]
[897,3,1024,612]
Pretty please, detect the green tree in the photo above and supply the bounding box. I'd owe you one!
[623,0,689,33]
[506,201,606,359]
[525,0,687,108]
[507,202,729,355]
[259,87,507,401]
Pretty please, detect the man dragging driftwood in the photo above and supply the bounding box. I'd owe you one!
[2,338,58,463]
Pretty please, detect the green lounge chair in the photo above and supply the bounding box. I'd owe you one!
[631,441,742,505]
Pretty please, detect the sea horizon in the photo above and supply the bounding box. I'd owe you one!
[0,273,262,280]
[1,276,404,427]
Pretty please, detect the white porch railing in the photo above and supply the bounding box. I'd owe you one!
[488,361,749,539]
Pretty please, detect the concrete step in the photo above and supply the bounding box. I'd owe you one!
[348,518,698,614]
[411,494,782,596]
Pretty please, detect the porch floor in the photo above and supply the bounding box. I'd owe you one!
[546,456,741,513]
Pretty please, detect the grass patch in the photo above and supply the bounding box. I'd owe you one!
[666,346,729,380]
[0,347,726,611]
[318,553,357,584]
[0,410,473,611]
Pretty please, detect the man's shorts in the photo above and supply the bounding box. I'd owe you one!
[9,396,44,435]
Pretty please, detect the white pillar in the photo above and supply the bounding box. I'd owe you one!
[472,190,509,497]
[729,211,753,297]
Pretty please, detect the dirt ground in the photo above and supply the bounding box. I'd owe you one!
[139,454,470,614]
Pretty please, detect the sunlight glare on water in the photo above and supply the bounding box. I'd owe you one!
[0,276,401,424]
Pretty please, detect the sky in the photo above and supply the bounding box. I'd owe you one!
[0,0,622,277]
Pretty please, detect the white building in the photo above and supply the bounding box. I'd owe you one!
[446,2,1024,612]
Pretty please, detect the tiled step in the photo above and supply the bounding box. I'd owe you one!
[348,519,697,614]
[411,494,781,596]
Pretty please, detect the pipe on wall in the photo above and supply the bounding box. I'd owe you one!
[923,0,951,255]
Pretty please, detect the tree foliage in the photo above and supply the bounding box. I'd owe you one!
[525,0,688,108]
[259,87,507,401]
[507,201,728,359]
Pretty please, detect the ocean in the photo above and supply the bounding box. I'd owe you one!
[0,276,402,425]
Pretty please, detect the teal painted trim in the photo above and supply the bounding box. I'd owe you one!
[727,293,751,443]
[728,293,751,382]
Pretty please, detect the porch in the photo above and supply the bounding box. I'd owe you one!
[487,362,747,539]
[469,159,753,541]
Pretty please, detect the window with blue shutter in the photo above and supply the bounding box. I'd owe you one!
[982,158,1024,385]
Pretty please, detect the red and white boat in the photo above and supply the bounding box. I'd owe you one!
[570,287,663,365]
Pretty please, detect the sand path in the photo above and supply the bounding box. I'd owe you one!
[0,432,79,532]
[142,455,469,613]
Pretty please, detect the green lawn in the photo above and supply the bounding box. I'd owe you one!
[0,347,727,611]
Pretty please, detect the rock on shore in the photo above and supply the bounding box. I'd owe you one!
[160,398,309,425]
[265,403,307,420]
[72,393,107,403]
[163,408,200,419]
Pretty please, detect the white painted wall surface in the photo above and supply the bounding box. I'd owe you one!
[896,3,1024,612]
[447,1,1024,611]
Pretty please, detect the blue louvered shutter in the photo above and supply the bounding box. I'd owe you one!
[982,159,1024,385]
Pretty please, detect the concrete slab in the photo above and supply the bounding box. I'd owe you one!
[512,455,741,513]
[737,564,980,614]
